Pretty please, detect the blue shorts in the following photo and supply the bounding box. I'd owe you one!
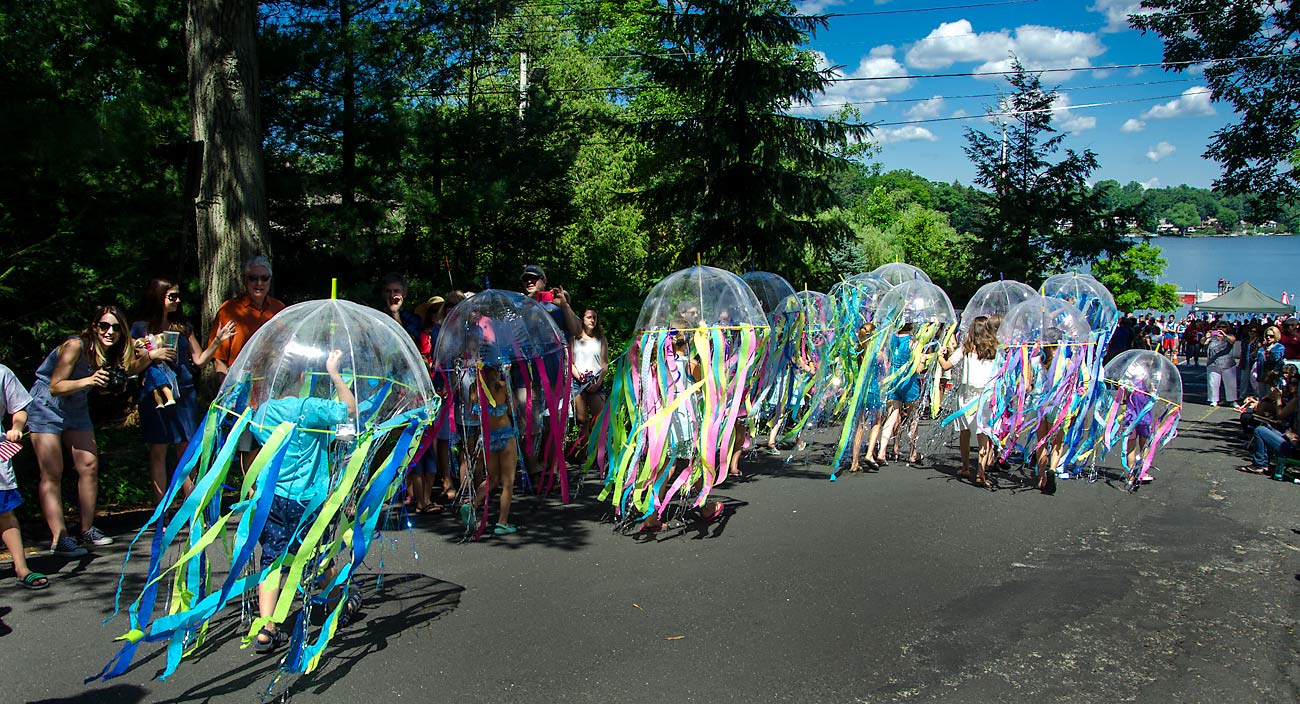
[0,488,22,514]
[489,426,516,453]
[259,495,318,569]
[890,377,920,404]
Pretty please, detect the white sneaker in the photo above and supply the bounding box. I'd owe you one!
[1209,402,1218,407]
[81,527,114,547]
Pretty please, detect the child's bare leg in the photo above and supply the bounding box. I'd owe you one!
[958,429,972,475]
[497,441,518,526]
[0,512,35,581]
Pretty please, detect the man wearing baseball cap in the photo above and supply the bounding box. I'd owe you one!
[518,265,581,491]
[520,264,580,339]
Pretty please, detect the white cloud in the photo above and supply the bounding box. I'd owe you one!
[872,126,939,144]
[905,96,945,119]
[950,108,969,118]
[1088,1,1154,33]
[1145,141,1176,162]
[904,20,1106,79]
[793,0,849,15]
[1141,177,1160,189]
[799,46,912,115]
[1053,94,1096,133]
[1120,118,1146,133]
[1141,86,1215,119]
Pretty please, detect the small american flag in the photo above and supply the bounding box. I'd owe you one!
[0,440,22,462]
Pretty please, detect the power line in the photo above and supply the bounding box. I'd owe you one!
[804,76,1199,109]
[825,53,1297,83]
[824,0,1037,19]
[871,89,1212,128]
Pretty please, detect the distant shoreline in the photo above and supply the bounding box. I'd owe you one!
[1126,232,1298,240]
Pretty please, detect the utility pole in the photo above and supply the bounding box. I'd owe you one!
[518,51,528,122]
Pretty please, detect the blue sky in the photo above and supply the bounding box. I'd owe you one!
[793,0,1228,189]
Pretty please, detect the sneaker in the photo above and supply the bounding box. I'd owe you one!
[81,527,114,547]
[1209,402,1218,407]
[51,535,88,557]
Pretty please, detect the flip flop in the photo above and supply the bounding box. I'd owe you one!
[1236,465,1269,475]
[17,572,49,590]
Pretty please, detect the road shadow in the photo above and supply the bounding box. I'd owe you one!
[30,684,149,704]
[150,572,463,703]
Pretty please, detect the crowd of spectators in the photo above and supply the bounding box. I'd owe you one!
[1102,309,1300,478]
[0,258,606,588]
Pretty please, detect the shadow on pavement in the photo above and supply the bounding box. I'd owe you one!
[30,684,149,704]
[149,572,463,703]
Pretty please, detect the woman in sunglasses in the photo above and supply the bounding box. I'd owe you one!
[132,278,236,502]
[26,306,160,556]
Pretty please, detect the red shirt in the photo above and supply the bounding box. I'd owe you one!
[208,293,286,368]
[1279,330,1300,360]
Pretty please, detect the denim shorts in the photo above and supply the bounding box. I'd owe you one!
[259,495,318,569]
[26,383,93,434]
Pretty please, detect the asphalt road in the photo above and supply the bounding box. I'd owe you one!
[3,368,1299,704]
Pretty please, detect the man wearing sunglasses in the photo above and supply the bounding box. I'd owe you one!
[208,256,286,387]
[208,256,286,473]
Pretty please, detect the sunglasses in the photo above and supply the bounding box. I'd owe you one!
[95,322,122,332]
[246,274,271,283]
[521,276,542,284]
[166,293,181,302]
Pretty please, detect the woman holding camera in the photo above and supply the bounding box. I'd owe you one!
[27,306,159,556]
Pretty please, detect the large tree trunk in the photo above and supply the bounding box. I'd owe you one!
[187,0,270,337]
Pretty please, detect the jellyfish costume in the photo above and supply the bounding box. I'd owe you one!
[773,290,839,445]
[960,279,1038,331]
[827,273,893,410]
[872,261,932,287]
[430,290,570,538]
[1096,350,1182,490]
[93,300,438,697]
[740,271,801,438]
[986,296,1092,470]
[1040,273,1121,474]
[825,274,894,476]
[829,279,954,475]
[590,266,769,527]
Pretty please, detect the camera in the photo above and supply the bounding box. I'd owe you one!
[97,365,129,395]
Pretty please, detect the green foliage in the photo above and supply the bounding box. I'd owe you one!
[1092,243,1180,313]
[0,0,189,372]
[626,0,869,276]
[1165,202,1201,235]
[1134,1,1300,204]
[962,60,1124,284]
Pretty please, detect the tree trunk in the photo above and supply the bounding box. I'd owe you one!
[339,0,357,210]
[186,0,270,337]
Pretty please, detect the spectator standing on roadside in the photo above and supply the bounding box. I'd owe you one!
[28,306,153,556]
[209,256,285,472]
[133,278,237,501]
[1278,318,1300,361]
[380,273,422,340]
[518,265,581,485]
[1205,323,1238,408]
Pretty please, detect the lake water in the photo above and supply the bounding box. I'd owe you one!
[1147,234,1300,300]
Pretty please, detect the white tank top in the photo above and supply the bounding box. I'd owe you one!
[572,337,603,375]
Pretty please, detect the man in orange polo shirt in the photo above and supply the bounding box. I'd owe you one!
[209,256,286,385]
[209,256,285,471]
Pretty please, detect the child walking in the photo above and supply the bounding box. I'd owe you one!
[0,363,47,589]
[939,317,1000,488]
